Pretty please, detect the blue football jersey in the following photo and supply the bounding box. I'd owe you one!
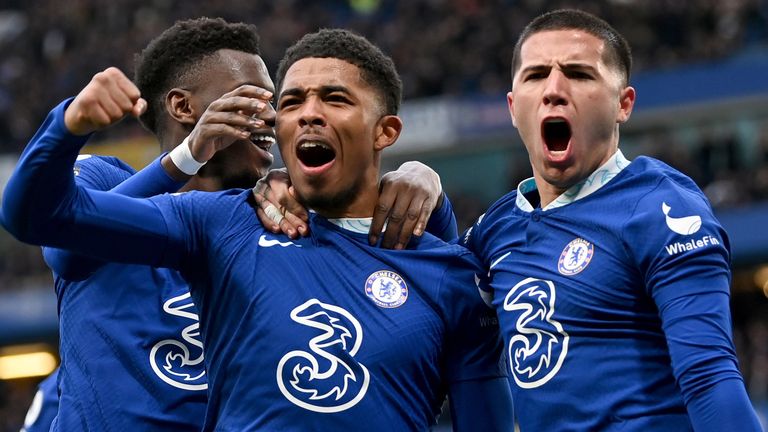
[462,151,759,431]
[22,369,59,432]
[24,100,207,431]
[47,154,207,431]
[2,100,507,431]
[148,190,505,430]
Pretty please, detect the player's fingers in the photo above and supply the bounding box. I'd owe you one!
[252,188,285,232]
[206,123,255,141]
[277,210,305,239]
[258,185,307,238]
[87,104,115,129]
[393,199,433,250]
[199,110,265,131]
[255,206,281,233]
[412,196,435,238]
[273,185,309,223]
[381,196,421,250]
[132,97,148,117]
[209,95,268,115]
[369,188,396,246]
[96,68,139,115]
[226,84,274,101]
[111,69,142,102]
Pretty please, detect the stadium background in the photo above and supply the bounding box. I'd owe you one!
[0,0,767,429]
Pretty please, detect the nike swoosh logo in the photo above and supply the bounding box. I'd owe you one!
[258,235,301,248]
[490,251,511,270]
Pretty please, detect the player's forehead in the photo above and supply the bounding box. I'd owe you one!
[280,57,366,96]
[210,49,275,93]
[518,29,607,68]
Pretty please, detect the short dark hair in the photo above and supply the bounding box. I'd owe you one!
[134,17,261,135]
[511,9,632,85]
[275,28,402,115]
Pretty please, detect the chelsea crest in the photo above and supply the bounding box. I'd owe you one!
[365,270,408,308]
[558,238,594,276]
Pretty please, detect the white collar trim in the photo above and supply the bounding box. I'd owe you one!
[515,149,630,212]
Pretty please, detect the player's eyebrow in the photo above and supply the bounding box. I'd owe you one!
[519,64,551,75]
[280,85,352,98]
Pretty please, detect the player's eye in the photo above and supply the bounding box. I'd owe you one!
[326,94,351,104]
[524,72,547,81]
[278,98,300,110]
[568,71,593,80]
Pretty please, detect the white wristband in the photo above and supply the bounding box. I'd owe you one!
[169,135,206,175]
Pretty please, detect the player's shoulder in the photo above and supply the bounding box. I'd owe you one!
[75,154,136,175]
[165,187,257,222]
[460,189,520,247]
[173,187,252,202]
[483,189,519,221]
[412,232,483,268]
[624,156,703,195]
[622,156,712,214]
[73,154,136,190]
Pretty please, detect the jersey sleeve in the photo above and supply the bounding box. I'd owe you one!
[457,191,516,269]
[439,251,506,382]
[21,369,59,432]
[42,154,135,280]
[660,293,762,431]
[623,177,760,430]
[2,98,193,270]
[39,125,184,280]
[110,153,186,197]
[424,192,458,242]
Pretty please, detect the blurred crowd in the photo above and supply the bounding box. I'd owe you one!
[1,0,767,153]
[1,0,768,429]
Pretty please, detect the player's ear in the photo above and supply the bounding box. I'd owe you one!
[616,85,636,124]
[507,91,517,128]
[166,88,196,126]
[373,115,402,151]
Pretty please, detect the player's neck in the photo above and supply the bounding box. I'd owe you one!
[180,176,221,193]
[536,182,565,208]
[312,188,380,219]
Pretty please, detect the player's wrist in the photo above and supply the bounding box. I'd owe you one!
[168,135,207,175]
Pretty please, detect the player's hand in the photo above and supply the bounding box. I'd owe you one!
[64,67,147,136]
[186,84,273,163]
[252,168,309,239]
[369,161,444,249]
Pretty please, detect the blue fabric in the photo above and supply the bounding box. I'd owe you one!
[2,100,511,431]
[7,101,206,431]
[21,369,59,432]
[461,156,761,431]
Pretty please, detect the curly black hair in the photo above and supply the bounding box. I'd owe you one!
[275,28,402,115]
[134,17,260,135]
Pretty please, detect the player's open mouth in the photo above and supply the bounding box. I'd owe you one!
[250,133,276,152]
[297,141,336,167]
[542,118,571,152]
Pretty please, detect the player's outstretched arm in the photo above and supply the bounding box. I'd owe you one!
[4,67,145,242]
[43,153,186,281]
[2,69,177,266]
[661,291,763,431]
